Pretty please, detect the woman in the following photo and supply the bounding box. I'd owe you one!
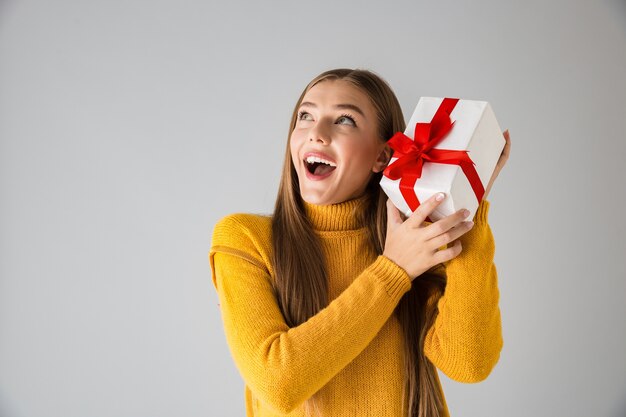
[209,68,510,417]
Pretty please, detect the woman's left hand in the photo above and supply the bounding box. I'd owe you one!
[483,129,511,201]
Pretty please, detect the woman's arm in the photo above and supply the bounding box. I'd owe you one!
[209,214,412,414]
[423,199,504,383]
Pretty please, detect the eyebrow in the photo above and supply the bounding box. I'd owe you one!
[299,101,366,118]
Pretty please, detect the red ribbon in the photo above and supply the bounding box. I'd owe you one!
[383,98,484,216]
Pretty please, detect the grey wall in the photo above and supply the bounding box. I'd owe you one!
[1,1,625,416]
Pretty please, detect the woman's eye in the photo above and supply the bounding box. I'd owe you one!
[298,111,312,121]
[297,111,356,126]
[337,114,356,126]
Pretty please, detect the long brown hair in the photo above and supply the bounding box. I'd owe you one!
[271,68,446,417]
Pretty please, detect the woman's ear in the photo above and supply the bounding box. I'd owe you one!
[372,144,392,173]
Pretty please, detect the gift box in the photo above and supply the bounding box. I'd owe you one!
[380,97,505,223]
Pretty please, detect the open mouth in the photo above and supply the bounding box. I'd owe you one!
[304,158,337,177]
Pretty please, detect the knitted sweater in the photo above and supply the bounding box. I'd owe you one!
[208,195,503,416]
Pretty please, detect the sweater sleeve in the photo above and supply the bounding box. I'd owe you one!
[423,199,504,383]
[208,214,412,414]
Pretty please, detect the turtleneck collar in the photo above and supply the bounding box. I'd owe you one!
[302,194,370,232]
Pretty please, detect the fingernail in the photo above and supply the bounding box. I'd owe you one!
[436,193,445,201]
[462,209,470,217]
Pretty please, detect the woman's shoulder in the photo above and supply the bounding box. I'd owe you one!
[214,212,272,230]
[210,212,273,264]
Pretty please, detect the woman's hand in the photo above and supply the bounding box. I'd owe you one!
[483,129,511,201]
[383,193,474,281]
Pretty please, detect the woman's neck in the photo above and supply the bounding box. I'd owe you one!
[302,194,370,232]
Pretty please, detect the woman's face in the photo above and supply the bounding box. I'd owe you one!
[290,79,389,206]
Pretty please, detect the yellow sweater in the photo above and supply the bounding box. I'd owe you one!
[208,195,503,416]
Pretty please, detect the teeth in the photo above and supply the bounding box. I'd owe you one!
[305,156,336,167]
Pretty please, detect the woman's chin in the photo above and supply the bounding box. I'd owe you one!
[299,187,338,206]
[300,193,330,206]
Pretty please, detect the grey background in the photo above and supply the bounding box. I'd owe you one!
[1,0,625,416]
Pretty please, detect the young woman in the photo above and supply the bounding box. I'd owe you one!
[209,68,511,417]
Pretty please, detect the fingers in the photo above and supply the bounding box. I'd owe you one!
[422,207,471,241]
[428,218,474,249]
[386,198,403,233]
[404,192,446,228]
[432,240,463,264]
[492,129,511,173]
[502,129,511,158]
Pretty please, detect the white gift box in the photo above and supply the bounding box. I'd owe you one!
[380,97,505,223]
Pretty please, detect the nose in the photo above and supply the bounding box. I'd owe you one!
[309,121,331,144]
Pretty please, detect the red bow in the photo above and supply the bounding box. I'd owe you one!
[383,98,484,215]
